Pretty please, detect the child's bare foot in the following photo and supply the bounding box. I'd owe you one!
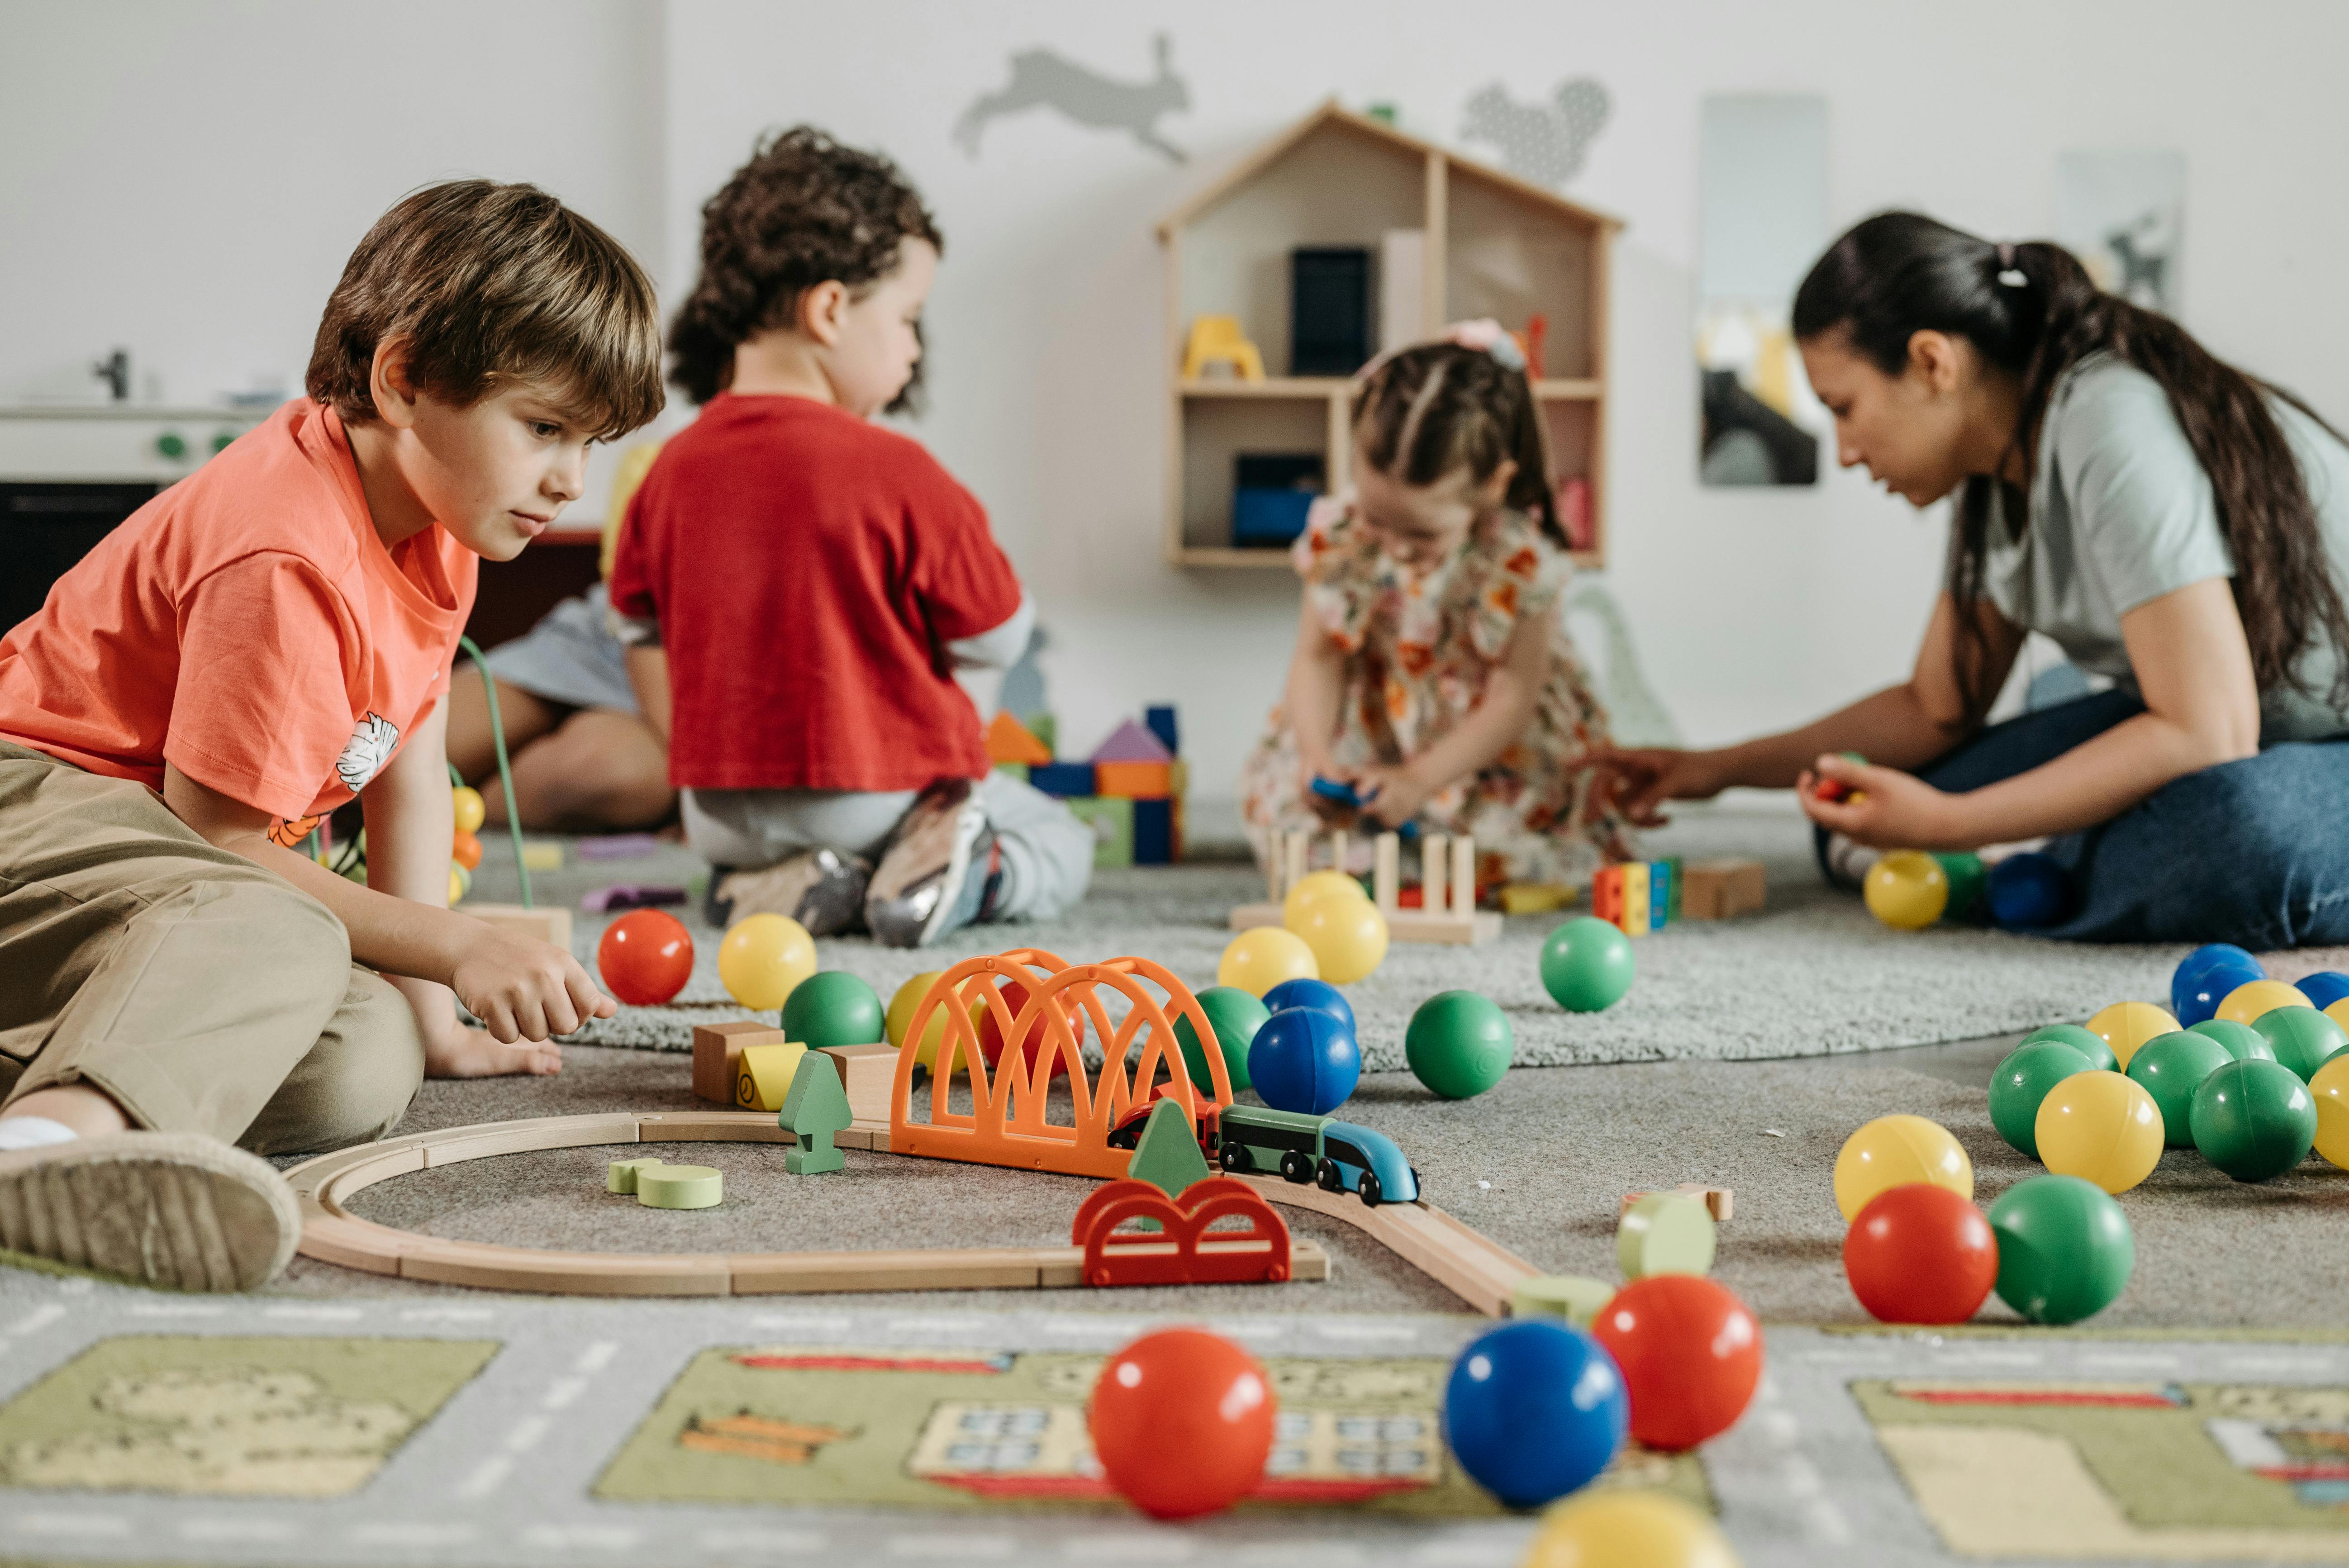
[424,1022,562,1078]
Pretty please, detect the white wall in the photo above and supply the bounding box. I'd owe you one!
[10,0,2348,832]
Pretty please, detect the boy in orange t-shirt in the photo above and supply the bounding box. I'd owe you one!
[0,181,663,1291]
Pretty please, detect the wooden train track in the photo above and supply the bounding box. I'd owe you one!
[284,1110,1535,1310]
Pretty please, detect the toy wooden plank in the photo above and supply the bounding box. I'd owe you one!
[817,1043,900,1124]
[1380,909,1503,946]
[421,1113,642,1167]
[295,1199,411,1277]
[399,1239,735,1297]
[732,1241,1332,1294]
[314,1144,428,1209]
[634,1111,794,1144]
[462,902,574,950]
[1239,1176,1534,1316]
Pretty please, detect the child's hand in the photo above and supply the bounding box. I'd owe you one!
[1586,747,1728,826]
[1353,764,1432,827]
[422,1018,563,1079]
[448,931,617,1045]
[1797,753,1972,849]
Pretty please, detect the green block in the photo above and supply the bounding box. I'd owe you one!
[1063,795,1134,868]
[1511,1274,1616,1327]
[1125,1099,1212,1231]
[1027,713,1057,754]
[1617,1192,1715,1280]
[607,1157,664,1194]
[637,1164,723,1209]
[780,1053,853,1175]
[992,761,1030,783]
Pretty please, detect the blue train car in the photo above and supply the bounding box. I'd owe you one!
[1218,1105,1419,1207]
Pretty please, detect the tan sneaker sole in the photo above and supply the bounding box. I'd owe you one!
[0,1131,300,1292]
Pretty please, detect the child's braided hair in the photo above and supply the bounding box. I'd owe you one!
[1350,343,1564,547]
[667,126,941,408]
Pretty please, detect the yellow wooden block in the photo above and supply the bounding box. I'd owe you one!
[737,1041,809,1112]
[520,841,564,871]
[1500,883,1572,916]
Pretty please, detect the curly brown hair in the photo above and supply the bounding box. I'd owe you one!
[1352,343,1564,547]
[668,126,942,406]
[307,180,663,441]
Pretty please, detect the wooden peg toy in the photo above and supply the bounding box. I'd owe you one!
[607,1158,664,1195]
[1231,827,1499,946]
[1619,1184,1734,1224]
[636,1164,723,1210]
[781,1053,854,1175]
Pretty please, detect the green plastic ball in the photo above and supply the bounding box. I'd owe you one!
[2253,1005,2347,1083]
[1540,917,1634,1012]
[1173,985,1266,1094]
[2019,1023,2118,1074]
[1988,1039,2095,1159]
[1404,990,1515,1100]
[1934,851,1988,922]
[1988,1174,2134,1325]
[2190,1058,2318,1182]
[780,970,885,1050]
[2189,1018,2274,1062]
[2125,1031,2235,1147]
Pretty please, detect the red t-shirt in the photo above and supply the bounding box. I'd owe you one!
[0,399,477,844]
[609,394,1022,792]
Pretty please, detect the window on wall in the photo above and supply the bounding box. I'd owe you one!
[1697,94,1830,487]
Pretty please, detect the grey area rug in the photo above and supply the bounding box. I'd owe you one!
[472,806,2199,1071]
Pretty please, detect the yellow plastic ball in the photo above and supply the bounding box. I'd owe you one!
[1281,869,1369,930]
[2327,998,2349,1040]
[1833,1114,1972,1222]
[886,971,987,1074]
[2312,1053,2349,1171]
[1524,1490,1740,1568]
[1863,850,1949,930]
[447,864,468,906]
[1217,927,1319,996]
[2217,979,2313,1027]
[2034,1069,2164,1194]
[717,913,817,1011]
[2086,1000,2182,1071]
[450,784,486,836]
[1293,896,1389,985]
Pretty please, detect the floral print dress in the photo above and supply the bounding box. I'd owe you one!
[1239,497,1639,890]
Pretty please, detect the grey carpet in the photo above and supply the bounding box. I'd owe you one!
[490,805,2192,1071]
[273,1031,2349,1329]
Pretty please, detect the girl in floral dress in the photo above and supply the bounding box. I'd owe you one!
[1240,329,1638,892]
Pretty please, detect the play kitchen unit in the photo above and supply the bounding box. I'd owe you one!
[0,349,271,634]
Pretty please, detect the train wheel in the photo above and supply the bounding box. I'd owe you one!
[1279,1151,1313,1184]
[1221,1142,1251,1173]
[1316,1159,1344,1193]
[1358,1171,1383,1208]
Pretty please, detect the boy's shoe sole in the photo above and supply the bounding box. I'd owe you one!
[866,780,988,948]
[713,850,873,938]
[0,1131,300,1292]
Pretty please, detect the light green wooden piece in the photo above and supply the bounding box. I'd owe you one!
[1617,1191,1715,1280]
[607,1158,664,1194]
[1511,1274,1617,1327]
[780,1052,853,1175]
[636,1164,723,1210]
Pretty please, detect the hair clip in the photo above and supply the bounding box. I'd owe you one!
[1996,242,2027,288]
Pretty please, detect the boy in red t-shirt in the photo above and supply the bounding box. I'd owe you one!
[0,181,663,1290]
[610,128,1091,946]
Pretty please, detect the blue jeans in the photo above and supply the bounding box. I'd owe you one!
[1833,690,2349,946]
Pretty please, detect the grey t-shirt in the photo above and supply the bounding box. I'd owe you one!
[1979,353,2349,742]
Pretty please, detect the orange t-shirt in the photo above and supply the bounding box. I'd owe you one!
[0,399,478,844]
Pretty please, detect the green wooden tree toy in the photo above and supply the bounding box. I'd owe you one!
[1124,1098,1213,1229]
[780,1053,853,1174]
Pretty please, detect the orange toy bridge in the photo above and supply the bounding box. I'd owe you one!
[890,949,1229,1179]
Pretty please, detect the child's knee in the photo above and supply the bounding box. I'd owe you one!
[241,970,424,1157]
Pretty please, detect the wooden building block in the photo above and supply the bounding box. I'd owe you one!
[464,902,574,950]
[608,1157,664,1194]
[1618,862,1650,936]
[1619,1184,1734,1224]
[1617,1192,1716,1280]
[1450,835,1476,916]
[694,1022,787,1105]
[420,1113,640,1167]
[817,1043,900,1125]
[1511,1274,1616,1327]
[1680,858,1766,921]
[1421,834,1450,914]
[737,1041,809,1112]
[1374,833,1399,909]
[638,1164,724,1209]
[1094,760,1172,798]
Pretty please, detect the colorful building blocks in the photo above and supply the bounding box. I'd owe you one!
[1679,858,1766,920]
[1091,718,1174,763]
[1065,795,1136,867]
[694,1021,787,1106]
[985,710,1053,765]
[1028,761,1097,797]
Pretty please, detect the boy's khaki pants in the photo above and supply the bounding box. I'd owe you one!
[0,741,422,1156]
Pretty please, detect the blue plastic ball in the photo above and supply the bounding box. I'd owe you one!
[2178,960,2268,1029]
[2295,970,2349,1012]
[1443,1320,1627,1510]
[1987,853,2072,928]
[1260,978,1355,1033]
[2172,943,2265,1024]
[1247,1007,1360,1115]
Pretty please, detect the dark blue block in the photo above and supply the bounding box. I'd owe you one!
[1029,761,1096,798]
[1145,704,1179,756]
[1233,487,1314,546]
[1132,796,1174,864]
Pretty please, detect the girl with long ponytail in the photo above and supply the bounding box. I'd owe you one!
[1598,211,2349,946]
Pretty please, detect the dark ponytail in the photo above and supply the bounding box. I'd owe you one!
[1352,343,1566,549]
[1793,211,2349,720]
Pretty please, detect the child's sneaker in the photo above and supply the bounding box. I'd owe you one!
[709,849,871,936]
[0,1131,300,1292]
[866,780,996,948]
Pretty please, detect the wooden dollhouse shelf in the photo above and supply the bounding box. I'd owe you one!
[1157,100,1620,570]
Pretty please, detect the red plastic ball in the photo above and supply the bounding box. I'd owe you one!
[977,972,1085,1080]
[1089,1328,1274,1519]
[1590,1275,1763,1452]
[595,909,694,1007]
[1843,1182,1999,1325]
